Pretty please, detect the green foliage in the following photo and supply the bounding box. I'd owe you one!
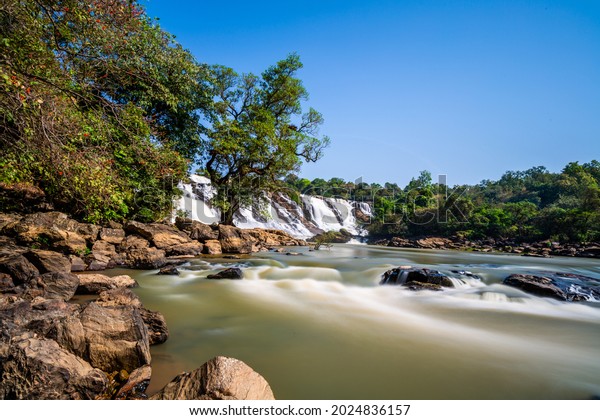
[0,0,194,222]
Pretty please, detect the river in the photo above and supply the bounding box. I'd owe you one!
[114,244,600,399]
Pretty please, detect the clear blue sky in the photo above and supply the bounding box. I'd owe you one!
[144,0,600,186]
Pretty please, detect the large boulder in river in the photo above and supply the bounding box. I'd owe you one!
[0,334,108,399]
[503,272,600,302]
[150,356,275,400]
[207,268,243,280]
[380,267,454,290]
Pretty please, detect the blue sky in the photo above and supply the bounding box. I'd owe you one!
[144,0,600,186]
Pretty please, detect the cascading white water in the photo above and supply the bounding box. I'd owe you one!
[175,176,372,239]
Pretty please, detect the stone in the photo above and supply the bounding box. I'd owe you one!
[150,356,275,400]
[220,237,253,254]
[140,308,169,345]
[99,227,126,245]
[50,229,88,254]
[125,247,167,269]
[0,273,14,292]
[185,221,219,241]
[37,271,80,301]
[124,221,191,249]
[115,365,152,400]
[380,267,454,288]
[76,273,138,294]
[25,249,71,274]
[0,253,39,285]
[96,287,143,308]
[165,241,203,256]
[69,255,87,272]
[203,240,222,255]
[0,334,108,400]
[503,272,600,302]
[207,268,243,280]
[119,235,150,251]
[158,265,180,275]
[86,240,116,271]
[79,303,151,372]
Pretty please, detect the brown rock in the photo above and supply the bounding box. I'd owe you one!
[119,235,150,251]
[79,303,151,372]
[25,249,71,274]
[140,308,169,345]
[0,334,108,400]
[37,271,80,301]
[203,240,222,255]
[96,287,143,308]
[165,241,203,256]
[125,247,167,269]
[0,273,14,292]
[207,268,243,280]
[76,273,138,294]
[179,219,219,241]
[150,356,275,400]
[99,227,126,245]
[124,221,191,249]
[86,240,116,271]
[0,253,40,285]
[115,365,152,400]
[69,255,87,272]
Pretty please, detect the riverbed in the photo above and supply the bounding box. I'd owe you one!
[115,245,600,399]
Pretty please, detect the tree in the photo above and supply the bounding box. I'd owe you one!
[199,54,330,224]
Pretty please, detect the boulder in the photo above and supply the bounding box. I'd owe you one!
[96,287,142,308]
[37,271,80,301]
[86,240,116,271]
[69,255,87,272]
[99,227,125,245]
[150,356,274,400]
[503,272,600,301]
[140,308,169,345]
[0,273,14,293]
[203,240,222,255]
[79,303,151,372]
[220,237,253,254]
[125,247,167,269]
[115,365,152,400]
[207,268,243,280]
[165,241,203,256]
[0,334,108,400]
[176,219,219,241]
[50,229,88,254]
[0,254,39,285]
[380,267,454,288]
[124,221,191,249]
[25,249,71,274]
[158,265,180,275]
[76,273,138,295]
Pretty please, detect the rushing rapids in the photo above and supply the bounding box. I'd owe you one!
[175,175,371,239]
[121,244,600,399]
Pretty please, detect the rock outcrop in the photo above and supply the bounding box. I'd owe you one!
[207,268,244,280]
[150,356,275,400]
[503,272,600,301]
[380,266,454,290]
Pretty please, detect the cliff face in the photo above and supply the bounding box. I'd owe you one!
[175,175,372,239]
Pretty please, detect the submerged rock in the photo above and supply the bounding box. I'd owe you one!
[380,267,454,289]
[207,268,243,280]
[503,272,600,302]
[150,356,275,400]
[157,264,180,275]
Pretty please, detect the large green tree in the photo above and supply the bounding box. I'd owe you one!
[0,0,205,222]
[200,54,330,224]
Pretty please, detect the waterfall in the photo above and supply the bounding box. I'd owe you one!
[175,176,372,239]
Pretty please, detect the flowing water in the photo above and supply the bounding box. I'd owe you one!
[114,245,600,399]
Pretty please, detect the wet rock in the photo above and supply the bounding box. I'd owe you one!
[140,308,169,345]
[124,221,191,249]
[150,356,274,400]
[115,365,152,400]
[25,249,71,274]
[76,273,138,295]
[380,267,454,288]
[79,303,151,373]
[158,265,179,275]
[503,273,600,302]
[37,271,80,301]
[207,268,243,280]
[0,334,108,400]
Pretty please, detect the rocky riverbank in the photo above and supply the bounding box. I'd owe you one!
[0,211,294,399]
[371,236,600,259]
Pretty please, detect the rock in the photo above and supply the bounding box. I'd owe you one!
[0,334,108,400]
[580,247,600,258]
[96,288,143,308]
[158,265,179,275]
[150,356,274,400]
[140,308,169,345]
[285,252,302,256]
[0,253,39,285]
[37,271,80,301]
[25,249,71,274]
[380,267,454,288]
[176,219,219,241]
[503,273,600,302]
[69,255,87,272]
[218,225,253,254]
[165,241,203,256]
[119,234,150,251]
[125,247,167,269]
[76,273,138,294]
[51,230,88,254]
[99,227,125,245]
[207,268,243,280]
[309,229,353,244]
[115,365,152,400]
[79,303,151,372]
[124,221,191,249]
[0,273,14,293]
[203,240,222,255]
[85,240,116,271]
